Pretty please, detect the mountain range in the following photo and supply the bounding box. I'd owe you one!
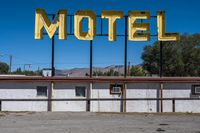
[55,65,125,77]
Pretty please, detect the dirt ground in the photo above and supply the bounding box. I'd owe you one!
[0,112,200,133]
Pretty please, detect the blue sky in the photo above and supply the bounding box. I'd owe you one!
[0,0,200,71]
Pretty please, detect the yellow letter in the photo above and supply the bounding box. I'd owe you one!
[74,10,96,40]
[35,9,67,40]
[102,11,124,41]
[128,11,150,41]
[157,11,180,41]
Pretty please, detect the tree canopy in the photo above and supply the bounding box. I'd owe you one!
[0,62,9,74]
[129,66,146,76]
[142,34,200,77]
[12,68,42,76]
[91,69,122,76]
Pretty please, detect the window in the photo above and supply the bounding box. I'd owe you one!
[112,87,121,93]
[110,84,123,94]
[75,86,86,97]
[191,85,200,95]
[37,86,47,97]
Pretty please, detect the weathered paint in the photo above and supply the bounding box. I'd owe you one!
[91,83,122,112]
[0,82,50,111]
[126,83,159,112]
[52,83,89,111]
[0,80,199,112]
[163,83,200,113]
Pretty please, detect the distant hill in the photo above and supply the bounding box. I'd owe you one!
[55,65,125,77]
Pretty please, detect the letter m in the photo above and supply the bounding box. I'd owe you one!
[35,9,67,40]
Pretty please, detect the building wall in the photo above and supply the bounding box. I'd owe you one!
[52,83,89,112]
[163,83,200,113]
[91,83,121,112]
[0,81,199,112]
[126,83,159,112]
[0,82,49,111]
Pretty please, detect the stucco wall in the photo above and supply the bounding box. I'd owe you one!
[126,83,159,112]
[0,81,199,112]
[163,83,200,113]
[52,83,88,112]
[0,82,49,111]
[91,83,121,112]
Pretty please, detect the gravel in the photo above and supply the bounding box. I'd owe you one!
[0,112,200,133]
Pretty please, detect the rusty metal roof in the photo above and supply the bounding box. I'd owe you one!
[0,76,200,83]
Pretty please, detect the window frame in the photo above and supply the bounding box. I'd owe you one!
[191,85,200,95]
[75,86,86,97]
[110,84,123,95]
[36,86,48,97]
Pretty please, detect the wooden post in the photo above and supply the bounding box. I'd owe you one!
[86,83,92,112]
[172,99,175,112]
[123,83,127,112]
[48,82,54,111]
[160,83,163,112]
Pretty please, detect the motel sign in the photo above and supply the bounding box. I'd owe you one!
[35,9,180,42]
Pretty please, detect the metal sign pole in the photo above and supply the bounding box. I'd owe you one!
[160,41,163,77]
[51,14,55,77]
[159,41,163,112]
[42,14,160,78]
[124,16,128,78]
[90,40,93,78]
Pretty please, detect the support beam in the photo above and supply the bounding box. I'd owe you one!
[172,99,175,112]
[124,16,128,78]
[123,83,127,112]
[160,83,163,112]
[0,101,1,111]
[51,35,55,77]
[9,55,12,73]
[159,41,163,113]
[156,88,160,113]
[160,41,163,77]
[90,40,93,78]
[48,82,54,111]
[86,83,92,112]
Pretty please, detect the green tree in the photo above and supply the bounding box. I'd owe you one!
[130,66,146,76]
[113,71,120,76]
[104,69,120,76]
[107,69,114,76]
[92,69,121,76]
[142,34,200,76]
[85,73,89,76]
[0,62,9,74]
[12,67,42,76]
[14,68,23,74]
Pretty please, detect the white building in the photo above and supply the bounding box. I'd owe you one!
[0,76,200,113]
[42,68,52,77]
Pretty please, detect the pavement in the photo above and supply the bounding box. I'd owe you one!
[0,112,200,133]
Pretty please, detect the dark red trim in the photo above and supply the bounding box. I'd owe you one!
[0,76,200,83]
